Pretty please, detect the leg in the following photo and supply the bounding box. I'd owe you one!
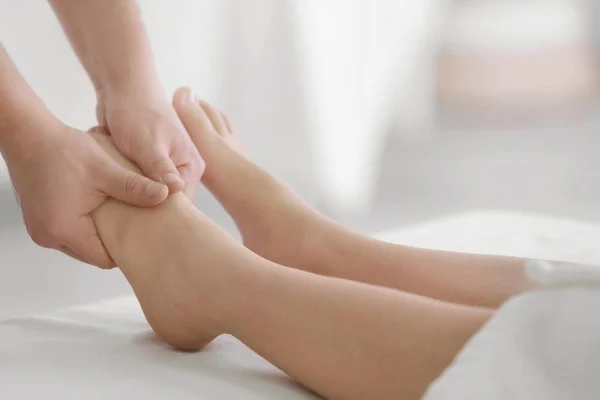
[172,89,536,309]
[90,132,490,400]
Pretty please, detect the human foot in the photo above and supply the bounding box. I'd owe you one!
[172,88,335,272]
[90,130,247,350]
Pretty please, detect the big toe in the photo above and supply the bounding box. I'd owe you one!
[172,87,216,148]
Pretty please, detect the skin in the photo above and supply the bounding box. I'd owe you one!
[0,45,169,267]
[84,88,536,399]
[172,88,538,310]
[90,130,491,400]
[49,0,204,198]
[0,0,203,267]
[0,1,536,396]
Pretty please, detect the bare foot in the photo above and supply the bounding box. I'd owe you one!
[91,130,240,350]
[173,88,334,272]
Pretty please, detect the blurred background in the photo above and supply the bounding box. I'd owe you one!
[0,0,598,318]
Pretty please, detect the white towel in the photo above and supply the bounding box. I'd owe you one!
[425,261,600,400]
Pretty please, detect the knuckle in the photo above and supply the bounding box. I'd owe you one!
[87,161,109,182]
[189,147,205,168]
[124,174,143,197]
[196,157,206,177]
[151,156,176,175]
[146,117,175,140]
[27,223,55,248]
[28,228,51,248]
[148,140,164,153]
[189,157,205,178]
[143,140,169,161]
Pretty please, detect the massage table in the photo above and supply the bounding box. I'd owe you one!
[1,210,600,399]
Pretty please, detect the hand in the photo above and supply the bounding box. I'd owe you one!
[97,87,204,199]
[7,121,169,269]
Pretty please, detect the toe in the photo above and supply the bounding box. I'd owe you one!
[173,87,193,110]
[173,88,247,158]
[222,111,236,135]
[173,87,216,148]
[199,101,228,137]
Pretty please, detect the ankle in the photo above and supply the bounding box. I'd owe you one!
[141,230,255,350]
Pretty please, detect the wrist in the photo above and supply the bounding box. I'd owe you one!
[94,66,166,102]
[96,76,168,113]
[95,78,170,126]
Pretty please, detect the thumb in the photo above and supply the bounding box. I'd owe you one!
[102,163,169,207]
[134,145,186,194]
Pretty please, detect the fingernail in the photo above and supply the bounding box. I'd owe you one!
[145,182,166,198]
[162,172,183,186]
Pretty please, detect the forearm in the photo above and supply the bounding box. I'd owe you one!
[49,0,161,95]
[0,44,57,164]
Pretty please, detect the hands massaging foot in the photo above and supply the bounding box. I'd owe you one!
[172,88,536,309]
[90,129,235,350]
[88,130,491,400]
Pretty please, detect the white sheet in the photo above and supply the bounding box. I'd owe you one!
[0,297,319,399]
[417,212,600,399]
[376,210,600,265]
[425,287,600,400]
[1,210,600,399]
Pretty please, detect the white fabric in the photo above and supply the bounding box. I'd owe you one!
[1,210,600,399]
[419,212,600,399]
[292,0,445,214]
[0,298,319,400]
[425,287,600,400]
[376,210,600,265]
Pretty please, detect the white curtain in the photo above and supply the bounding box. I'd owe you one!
[292,0,447,214]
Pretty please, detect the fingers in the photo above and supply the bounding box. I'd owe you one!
[91,123,187,195]
[62,216,115,269]
[177,162,200,199]
[177,144,204,199]
[58,245,90,265]
[173,87,215,147]
[133,145,186,194]
[100,161,169,207]
[27,212,113,269]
